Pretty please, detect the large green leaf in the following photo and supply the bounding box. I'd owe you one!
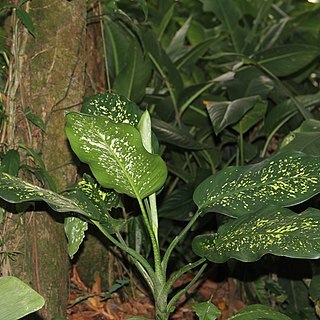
[0,149,20,176]
[0,276,45,320]
[81,93,142,125]
[193,152,320,218]
[113,42,152,102]
[207,96,260,134]
[280,119,320,156]
[253,44,319,77]
[227,304,291,319]
[65,112,167,199]
[151,118,204,150]
[192,207,320,263]
[201,0,245,53]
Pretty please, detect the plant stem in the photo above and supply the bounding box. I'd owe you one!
[137,197,165,285]
[162,209,203,275]
[167,263,207,312]
[163,257,206,296]
[93,221,158,291]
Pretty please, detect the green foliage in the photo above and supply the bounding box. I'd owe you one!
[0,276,45,320]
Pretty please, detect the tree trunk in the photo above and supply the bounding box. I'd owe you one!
[2,1,86,319]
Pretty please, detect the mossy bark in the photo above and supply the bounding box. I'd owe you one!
[3,1,86,319]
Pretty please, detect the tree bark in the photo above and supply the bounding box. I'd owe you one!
[2,1,86,319]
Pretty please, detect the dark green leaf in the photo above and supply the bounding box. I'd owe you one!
[0,150,20,176]
[16,8,35,36]
[0,276,45,320]
[137,0,148,20]
[152,118,203,150]
[65,112,167,199]
[227,304,291,319]
[64,217,88,259]
[264,91,320,135]
[81,93,142,125]
[207,96,260,134]
[158,184,195,221]
[193,152,320,218]
[193,207,320,263]
[192,301,221,320]
[25,107,46,131]
[201,0,245,52]
[232,102,267,134]
[113,43,152,102]
[309,274,320,301]
[254,45,319,77]
[280,119,320,156]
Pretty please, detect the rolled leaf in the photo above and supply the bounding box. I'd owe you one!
[65,112,167,199]
[193,152,320,217]
[192,207,320,263]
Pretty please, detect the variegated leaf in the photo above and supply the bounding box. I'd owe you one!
[81,93,142,125]
[193,152,320,218]
[65,112,167,199]
[192,207,320,263]
[64,217,88,259]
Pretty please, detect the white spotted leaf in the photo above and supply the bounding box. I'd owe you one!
[65,112,167,199]
[192,206,320,263]
[193,152,320,218]
[81,93,142,125]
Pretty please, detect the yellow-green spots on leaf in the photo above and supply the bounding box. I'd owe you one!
[193,152,320,218]
[192,206,320,263]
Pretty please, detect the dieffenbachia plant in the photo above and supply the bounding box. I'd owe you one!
[0,93,320,320]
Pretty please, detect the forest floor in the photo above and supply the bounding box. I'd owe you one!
[66,265,246,320]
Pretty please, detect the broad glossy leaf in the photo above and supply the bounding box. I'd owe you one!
[207,96,260,134]
[192,207,320,263]
[253,44,319,77]
[64,217,88,259]
[228,304,291,319]
[192,301,221,320]
[0,276,45,320]
[113,42,152,102]
[264,91,320,135]
[201,0,245,53]
[158,184,195,221]
[280,119,320,155]
[81,93,142,125]
[65,112,167,199]
[193,152,320,217]
[232,102,267,134]
[152,118,203,150]
[0,149,20,176]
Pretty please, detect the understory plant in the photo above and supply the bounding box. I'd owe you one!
[0,93,320,319]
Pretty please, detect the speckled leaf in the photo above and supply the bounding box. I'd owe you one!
[64,217,88,259]
[227,304,291,319]
[81,93,142,125]
[192,207,320,263]
[192,301,221,320]
[0,172,124,235]
[65,112,167,199]
[193,152,320,218]
[207,96,260,134]
[0,172,91,216]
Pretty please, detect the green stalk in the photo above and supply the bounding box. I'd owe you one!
[162,209,203,275]
[167,263,207,312]
[93,221,158,291]
[137,196,165,285]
